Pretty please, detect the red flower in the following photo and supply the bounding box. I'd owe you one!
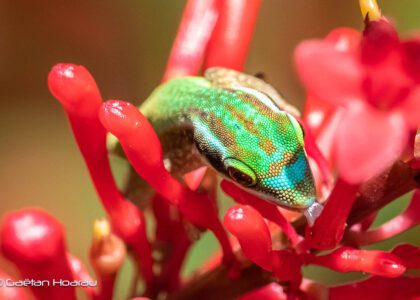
[295,19,420,184]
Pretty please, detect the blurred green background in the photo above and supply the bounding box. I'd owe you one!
[1,1,420,299]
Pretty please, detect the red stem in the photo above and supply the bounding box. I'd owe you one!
[96,274,116,300]
[67,254,97,298]
[152,195,191,292]
[162,0,219,82]
[204,0,262,70]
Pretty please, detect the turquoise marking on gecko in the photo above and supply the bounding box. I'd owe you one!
[136,68,321,220]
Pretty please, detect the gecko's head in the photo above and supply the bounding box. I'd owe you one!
[193,89,317,213]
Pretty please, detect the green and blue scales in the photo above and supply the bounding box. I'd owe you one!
[118,68,322,224]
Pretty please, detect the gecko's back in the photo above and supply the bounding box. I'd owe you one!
[139,72,317,212]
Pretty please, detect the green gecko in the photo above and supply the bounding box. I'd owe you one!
[118,68,322,224]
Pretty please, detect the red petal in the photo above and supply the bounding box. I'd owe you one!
[294,40,363,105]
[402,37,420,83]
[336,101,408,184]
[325,27,361,53]
[362,19,400,66]
[362,59,413,109]
[303,94,336,136]
[399,86,420,128]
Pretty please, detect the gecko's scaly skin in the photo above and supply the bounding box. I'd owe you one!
[140,73,316,210]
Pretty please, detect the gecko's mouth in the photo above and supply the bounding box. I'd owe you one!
[236,183,312,209]
[264,194,323,226]
[237,184,323,225]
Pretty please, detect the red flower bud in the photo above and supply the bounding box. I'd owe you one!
[0,208,76,300]
[221,180,299,246]
[224,205,272,270]
[90,219,126,300]
[307,247,405,278]
[48,63,102,117]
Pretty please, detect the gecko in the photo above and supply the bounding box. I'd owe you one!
[116,68,322,225]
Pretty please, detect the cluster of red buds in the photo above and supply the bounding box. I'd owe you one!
[1,0,420,299]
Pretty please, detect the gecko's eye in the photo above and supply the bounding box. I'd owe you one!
[224,158,257,187]
[228,167,255,186]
